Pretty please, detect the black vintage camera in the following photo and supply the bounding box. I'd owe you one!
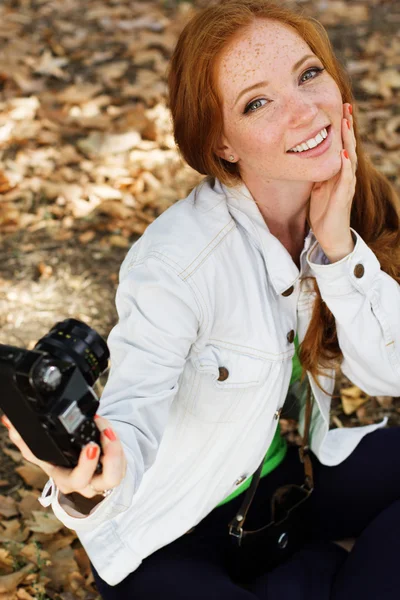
[0,319,109,474]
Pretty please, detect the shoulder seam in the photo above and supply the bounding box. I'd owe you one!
[123,252,206,329]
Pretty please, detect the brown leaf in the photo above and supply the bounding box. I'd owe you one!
[2,448,23,464]
[16,588,35,599]
[15,464,48,490]
[108,235,129,249]
[72,547,91,577]
[0,496,18,519]
[0,564,34,593]
[34,50,69,79]
[95,200,133,220]
[340,385,369,415]
[20,543,51,568]
[77,131,141,157]
[42,547,79,590]
[0,203,19,228]
[78,230,96,244]
[25,511,64,535]
[0,548,14,571]
[0,171,14,194]
[375,396,393,409]
[0,519,30,544]
[17,490,47,520]
[36,262,53,280]
[43,532,77,555]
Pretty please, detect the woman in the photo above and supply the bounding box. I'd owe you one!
[3,0,400,597]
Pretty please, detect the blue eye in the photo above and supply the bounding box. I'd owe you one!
[300,67,325,83]
[243,67,325,115]
[244,98,268,113]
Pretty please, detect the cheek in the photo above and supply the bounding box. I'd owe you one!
[229,119,281,155]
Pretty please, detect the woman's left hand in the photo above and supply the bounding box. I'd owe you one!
[309,102,358,263]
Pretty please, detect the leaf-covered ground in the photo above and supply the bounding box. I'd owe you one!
[0,0,399,597]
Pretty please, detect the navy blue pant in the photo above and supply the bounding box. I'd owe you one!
[91,427,400,598]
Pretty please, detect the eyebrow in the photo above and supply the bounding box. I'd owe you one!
[234,53,317,107]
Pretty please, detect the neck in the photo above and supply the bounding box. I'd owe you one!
[242,177,312,267]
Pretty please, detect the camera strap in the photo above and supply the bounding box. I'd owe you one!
[228,382,314,539]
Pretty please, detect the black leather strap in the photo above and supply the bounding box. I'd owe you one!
[228,382,314,543]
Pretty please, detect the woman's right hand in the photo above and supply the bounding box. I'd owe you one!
[1,414,127,499]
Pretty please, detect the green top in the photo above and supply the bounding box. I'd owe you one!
[217,335,301,507]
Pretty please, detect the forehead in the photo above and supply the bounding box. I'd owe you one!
[216,19,311,84]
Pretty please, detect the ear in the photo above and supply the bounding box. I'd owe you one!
[214,134,235,161]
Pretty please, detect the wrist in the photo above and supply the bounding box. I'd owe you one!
[322,235,355,263]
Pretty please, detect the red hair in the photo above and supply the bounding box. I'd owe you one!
[168,0,400,385]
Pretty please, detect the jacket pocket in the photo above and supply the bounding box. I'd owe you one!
[188,345,270,422]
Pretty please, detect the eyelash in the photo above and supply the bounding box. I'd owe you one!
[243,67,326,114]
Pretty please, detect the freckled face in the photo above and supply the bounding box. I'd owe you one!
[215,19,344,185]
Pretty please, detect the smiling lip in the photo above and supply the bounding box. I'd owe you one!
[287,125,332,158]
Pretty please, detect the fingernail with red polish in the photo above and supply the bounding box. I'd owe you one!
[1,416,11,430]
[348,104,353,115]
[104,428,117,442]
[87,444,98,460]
[94,414,100,419]
[346,119,351,130]
[343,150,349,159]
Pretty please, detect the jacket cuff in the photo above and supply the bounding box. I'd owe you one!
[38,467,135,531]
[307,229,381,297]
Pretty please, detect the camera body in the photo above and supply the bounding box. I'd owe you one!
[0,319,109,474]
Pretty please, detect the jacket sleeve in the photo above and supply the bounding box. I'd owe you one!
[39,253,202,531]
[307,229,400,397]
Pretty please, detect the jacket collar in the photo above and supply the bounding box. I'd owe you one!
[212,179,315,295]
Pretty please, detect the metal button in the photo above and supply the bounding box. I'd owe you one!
[278,532,289,550]
[274,408,282,420]
[287,330,295,344]
[218,367,229,381]
[235,475,247,486]
[281,285,294,297]
[354,264,364,278]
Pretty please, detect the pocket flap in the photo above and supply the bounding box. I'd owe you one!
[194,345,269,389]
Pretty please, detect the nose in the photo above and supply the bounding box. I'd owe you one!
[286,93,319,128]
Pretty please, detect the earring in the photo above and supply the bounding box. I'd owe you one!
[229,155,235,162]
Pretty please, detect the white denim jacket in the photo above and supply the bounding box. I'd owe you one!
[39,178,399,585]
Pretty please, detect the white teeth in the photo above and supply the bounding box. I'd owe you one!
[289,127,328,153]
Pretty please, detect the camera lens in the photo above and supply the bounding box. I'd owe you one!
[35,319,109,386]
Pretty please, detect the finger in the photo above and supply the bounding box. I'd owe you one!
[344,103,357,166]
[341,149,357,204]
[342,118,357,176]
[53,441,102,496]
[83,421,127,497]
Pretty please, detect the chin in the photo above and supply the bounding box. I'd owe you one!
[313,156,342,181]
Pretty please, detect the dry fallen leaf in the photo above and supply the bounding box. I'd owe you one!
[0,496,19,519]
[42,547,80,590]
[78,230,96,244]
[2,448,23,465]
[16,588,36,599]
[0,548,14,571]
[0,564,34,594]
[36,262,53,280]
[15,464,48,490]
[0,519,30,544]
[20,543,51,568]
[340,385,369,415]
[25,511,64,535]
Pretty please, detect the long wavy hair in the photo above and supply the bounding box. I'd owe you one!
[168,0,400,383]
